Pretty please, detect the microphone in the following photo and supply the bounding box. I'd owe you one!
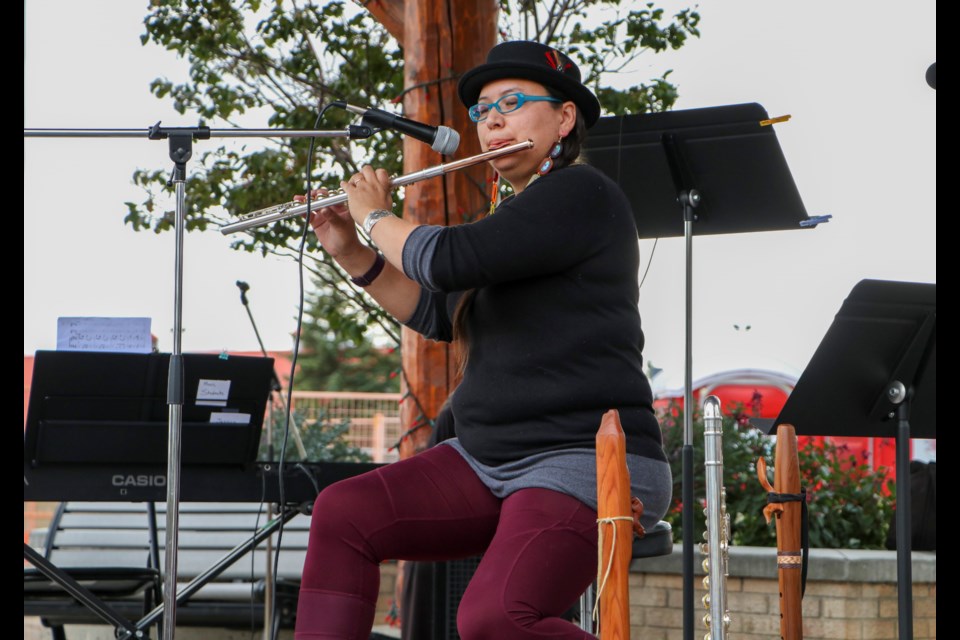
[334,102,460,155]
[236,280,250,306]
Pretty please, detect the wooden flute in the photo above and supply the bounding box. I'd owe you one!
[758,424,804,640]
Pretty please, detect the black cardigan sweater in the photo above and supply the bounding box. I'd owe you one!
[406,164,664,466]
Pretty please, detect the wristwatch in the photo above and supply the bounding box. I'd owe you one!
[362,209,395,236]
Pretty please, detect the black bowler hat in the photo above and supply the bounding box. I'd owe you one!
[458,41,601,128]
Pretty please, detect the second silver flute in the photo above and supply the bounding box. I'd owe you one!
[220,139,534,235]
[702,395,731,640]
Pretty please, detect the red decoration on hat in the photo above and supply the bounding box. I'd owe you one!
[544,49,571,73]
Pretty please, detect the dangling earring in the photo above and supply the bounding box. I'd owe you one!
[537,137,564,176]
[488,171,501,216]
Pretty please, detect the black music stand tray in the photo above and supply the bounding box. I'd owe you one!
[761,279,936,640]
[24,350,274,468]
[585,103,819,640]
[585,103,817,239]
[24,350,284,640]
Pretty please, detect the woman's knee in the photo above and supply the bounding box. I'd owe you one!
[307,475,385,560]
[300,474,390,597]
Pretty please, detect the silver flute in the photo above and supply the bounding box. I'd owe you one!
[220,140,534,235]
[701,395,731,640]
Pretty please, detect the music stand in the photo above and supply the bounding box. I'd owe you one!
[24,350,274,467]
[585,103,819,640]
[24,350,275,639]
[762,279,936,640]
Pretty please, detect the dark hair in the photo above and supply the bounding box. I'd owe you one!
[543,85,588,171]
[452,290,474,379]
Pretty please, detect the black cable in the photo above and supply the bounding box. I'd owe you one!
[294,463,322,496]
[270,101,338,640]
[638,237,658,290]
[262,101,441,638]
[250,469,267,637]
[613,114,659,292]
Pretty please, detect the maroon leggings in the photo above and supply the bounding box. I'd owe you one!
[295,444,598,639]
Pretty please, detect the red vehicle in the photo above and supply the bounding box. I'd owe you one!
[652,368,933,484]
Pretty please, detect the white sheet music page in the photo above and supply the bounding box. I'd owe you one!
[56,317,153,353]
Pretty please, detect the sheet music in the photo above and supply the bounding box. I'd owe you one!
[56,317,152,353]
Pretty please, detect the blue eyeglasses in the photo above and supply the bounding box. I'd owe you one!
[468,92,563,122]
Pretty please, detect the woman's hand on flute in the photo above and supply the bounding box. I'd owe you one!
[342,165,394,226]
[339,165,416,269]
[294,189,361,260]
[296,171,421,324]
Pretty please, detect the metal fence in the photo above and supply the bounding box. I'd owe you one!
[289,391,403,463]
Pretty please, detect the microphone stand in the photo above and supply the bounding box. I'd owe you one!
[24,122,371,640]
[237,281,306,459]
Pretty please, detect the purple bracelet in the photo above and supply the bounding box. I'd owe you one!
[350,252,386,287]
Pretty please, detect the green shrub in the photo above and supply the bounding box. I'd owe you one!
[658,400,894,549]
[258,408,372,463]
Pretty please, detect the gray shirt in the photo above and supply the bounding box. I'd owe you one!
[444,438,673,529]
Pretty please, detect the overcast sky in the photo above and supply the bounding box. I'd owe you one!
[24,0,936,391]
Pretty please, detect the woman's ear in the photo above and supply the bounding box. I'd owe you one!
[560,101,577,138]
